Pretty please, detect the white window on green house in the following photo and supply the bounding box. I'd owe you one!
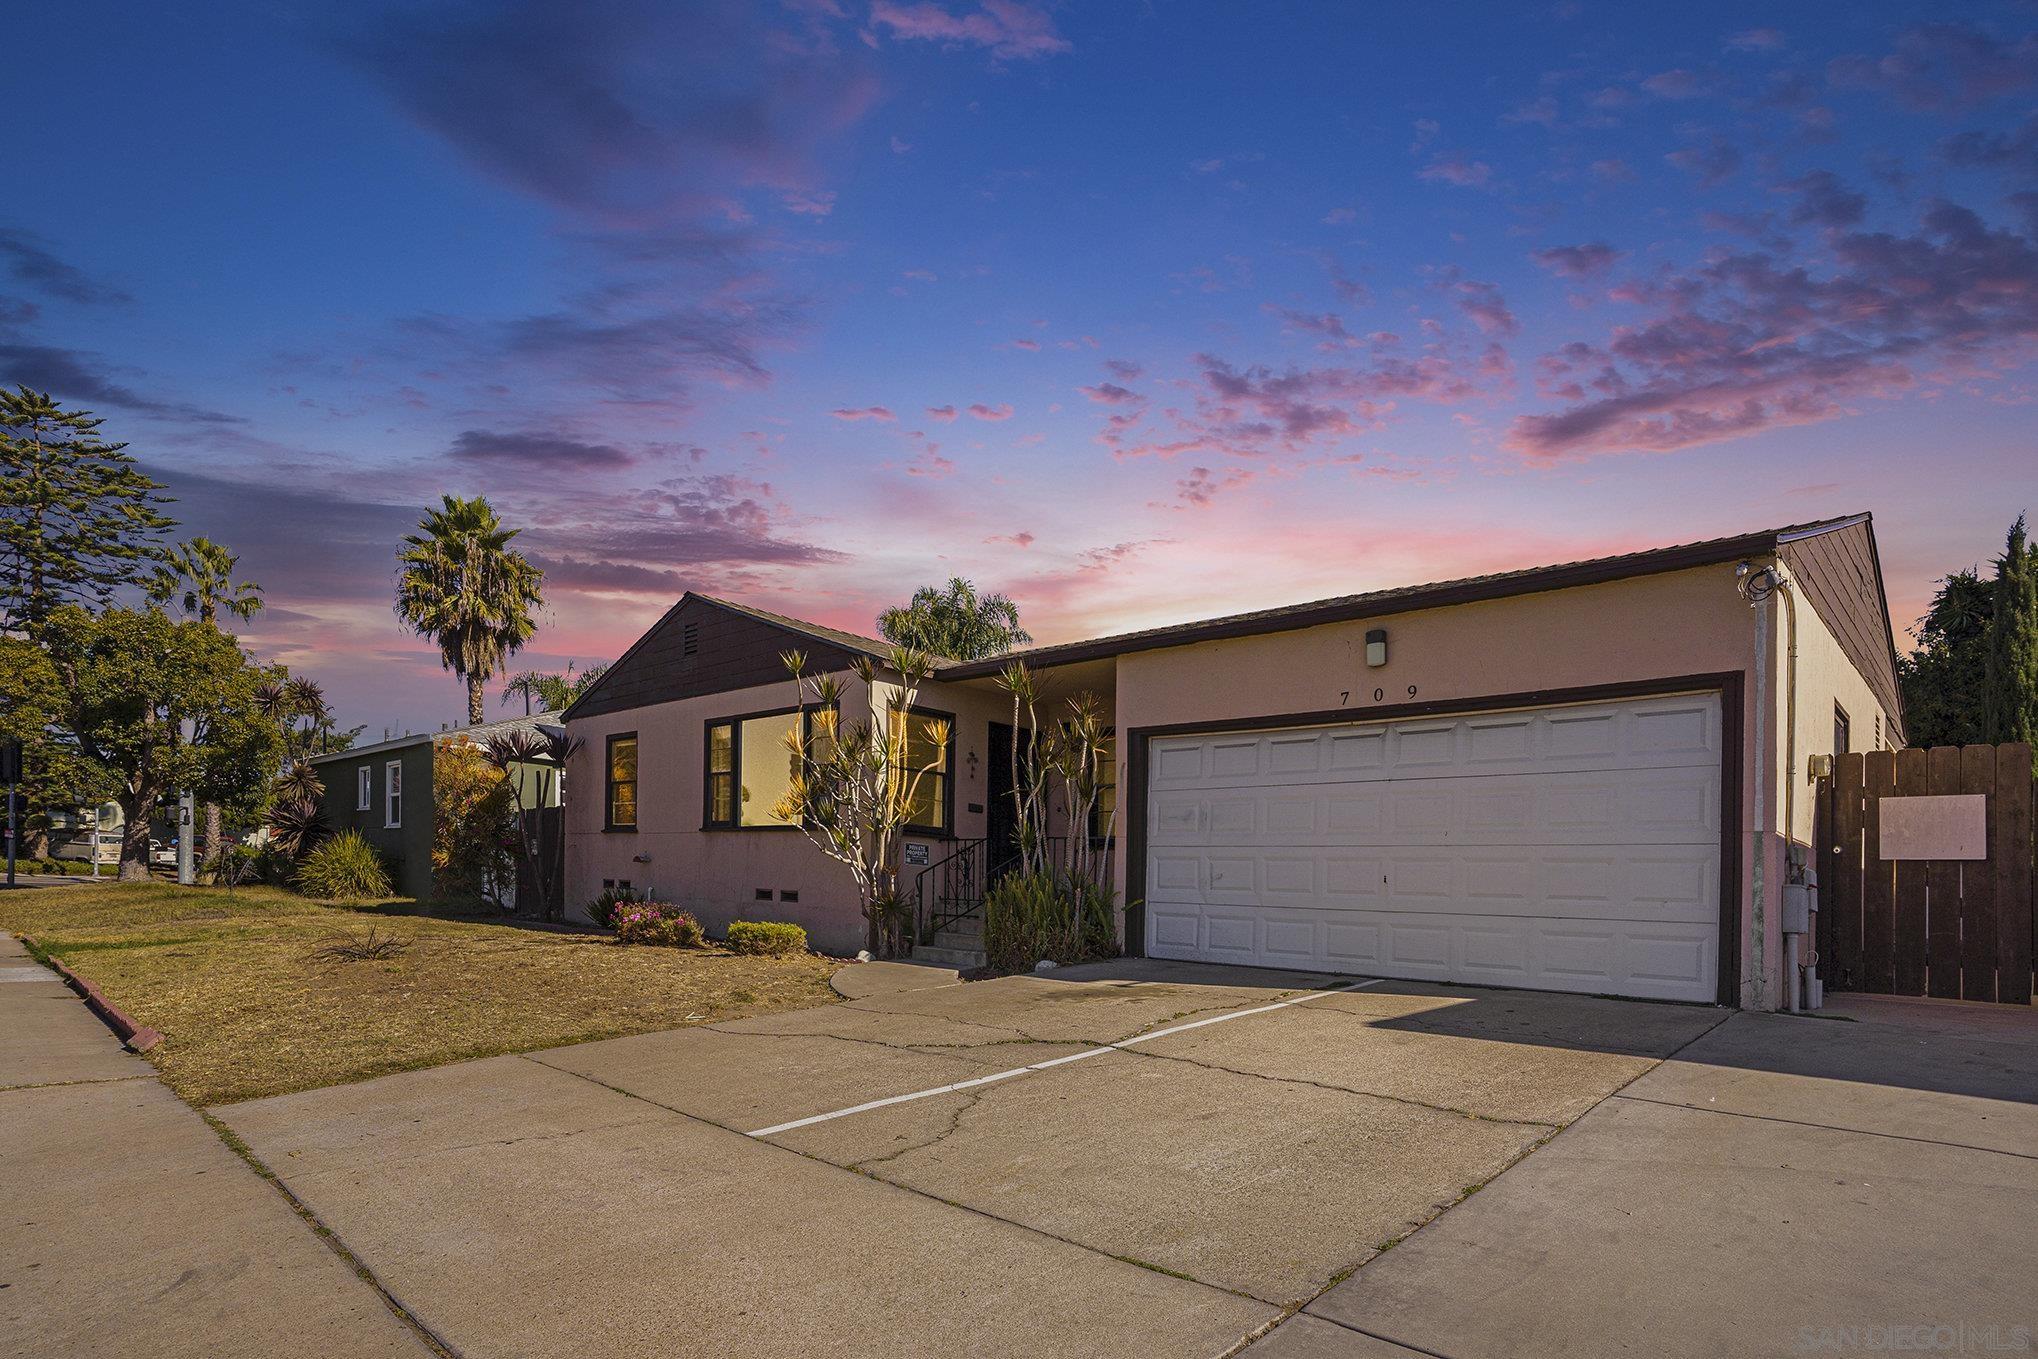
[356,765,372,810]
[384,760,402,828]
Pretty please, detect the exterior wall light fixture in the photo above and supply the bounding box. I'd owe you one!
[1365,628,1388,668]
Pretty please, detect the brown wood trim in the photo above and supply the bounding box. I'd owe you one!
[940,535,1788,679]
[1122,671,1748,1006]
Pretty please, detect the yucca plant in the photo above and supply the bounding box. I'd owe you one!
[295,830,392,901]
[774,646,947,956]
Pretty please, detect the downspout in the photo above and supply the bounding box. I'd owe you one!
[1745,570,1769,1009]
[1735,559,1800,1011]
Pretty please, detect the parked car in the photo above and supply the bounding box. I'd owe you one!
[150,839,177,868]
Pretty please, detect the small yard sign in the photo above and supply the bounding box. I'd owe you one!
[904,842,929,866]
[1877,794,1988,860]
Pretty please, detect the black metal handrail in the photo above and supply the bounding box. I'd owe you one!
[912,836,1070,944]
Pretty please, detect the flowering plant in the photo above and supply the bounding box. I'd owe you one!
[613,900,705,948]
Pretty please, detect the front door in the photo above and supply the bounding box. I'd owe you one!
[986,721,1020,875]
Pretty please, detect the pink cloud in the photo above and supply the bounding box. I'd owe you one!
[1507,198,2038,460]
[988,531,1035,548]
[1532,242,1622,278]
[1727,27,1786,52]
[830,405,896,421]
[925,404,958,422]
[1079,381,1143,404]
[1009,337,1041,351]
[781,188,836,216]
[966,402,1013,420]
[1418,154,1493,187]
[869,0,1071,60]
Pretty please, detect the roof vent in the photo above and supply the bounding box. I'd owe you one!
[682,621,700,657]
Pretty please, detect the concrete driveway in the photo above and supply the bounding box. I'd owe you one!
[214,960,1728,1359]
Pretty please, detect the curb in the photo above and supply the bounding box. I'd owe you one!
[23,939,166,1053]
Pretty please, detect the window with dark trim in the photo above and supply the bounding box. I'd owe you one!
[605,733,638,830]
[1833,704,1850,758]
[889,705,953,835]
[704,709,819,830]
[1090,729,1118,843]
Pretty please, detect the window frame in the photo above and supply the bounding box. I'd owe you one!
[1833,703,1851,759]
[604,732,639,833]
[889,702,956,840]
[383,760,402,829]
[701,706,829,833]
[1089,727,1118,846]
[356,765,372,811]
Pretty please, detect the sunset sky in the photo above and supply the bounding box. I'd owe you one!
[8,1,2037,733]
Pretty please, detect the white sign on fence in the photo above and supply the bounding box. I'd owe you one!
[1878,794,1988,861]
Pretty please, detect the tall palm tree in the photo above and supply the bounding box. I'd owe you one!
[395,496,545,725]
[145,537,264,625]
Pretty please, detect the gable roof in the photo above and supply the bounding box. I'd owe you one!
[935,512,1895,683]
[309,710,561,765]
[699,596,939,663]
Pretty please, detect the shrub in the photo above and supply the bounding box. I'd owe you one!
[583,886,643,930]
[726,920,808,957]
[613,900,705,948]
[295,830,394,901]
[981,870,1118,973]
[432,738,515,908]
[204,843,262,890]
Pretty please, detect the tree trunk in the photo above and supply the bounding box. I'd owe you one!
[117,796,152,882]
[467,674,486,726]
[204,801,223,868]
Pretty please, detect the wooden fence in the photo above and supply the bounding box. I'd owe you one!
[1815,743,2034,1005]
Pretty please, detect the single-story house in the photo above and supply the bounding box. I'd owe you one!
[563,512,1902,1010]
[311,712,565,902]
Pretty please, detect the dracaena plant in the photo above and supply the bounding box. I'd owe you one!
[993,660,1118,935]
[777,645,947,957]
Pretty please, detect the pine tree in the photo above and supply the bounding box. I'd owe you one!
[1983,515,2038,753]
[0,388,176,635]
[1897,569,1993,748]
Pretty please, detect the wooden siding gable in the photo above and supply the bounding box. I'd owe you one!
[566,594,861,719]
[1781,518,1904,741]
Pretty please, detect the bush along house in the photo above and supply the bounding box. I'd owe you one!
[564,514,1904,1009]
[312,711,566,905]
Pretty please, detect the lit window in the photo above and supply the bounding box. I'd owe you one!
[890,707,951,834]
[606,734,638,830]
[705,710,816,829]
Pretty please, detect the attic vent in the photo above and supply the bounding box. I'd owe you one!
[681,621,700,656]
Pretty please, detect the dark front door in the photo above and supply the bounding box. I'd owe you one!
[986,721,1021,875]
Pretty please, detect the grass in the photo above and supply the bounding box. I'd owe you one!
[1,881,842,1108]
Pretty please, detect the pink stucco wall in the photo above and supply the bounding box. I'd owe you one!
[1105,560,1896,1009]
[564,669,1113,955]
[573,558,1895,1006]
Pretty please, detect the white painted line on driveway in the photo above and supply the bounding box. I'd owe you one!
[746,978,1381,1139]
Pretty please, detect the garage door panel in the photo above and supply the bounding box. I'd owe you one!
[1153,768,1718,848]
[1144,693,1723,1003]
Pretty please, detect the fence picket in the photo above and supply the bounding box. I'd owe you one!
[1829,753,1864,991]
[1926,747,1964,999]
[1958,745,1997,1003]
[1861,750,1897,994]
[1892,748,1931,996]
[1997,744,2033,1007]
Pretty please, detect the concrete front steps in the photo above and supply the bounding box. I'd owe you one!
[911,916,985,970]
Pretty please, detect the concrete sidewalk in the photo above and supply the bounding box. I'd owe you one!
[1274,992,2038,1358]
[0,933,429,1359]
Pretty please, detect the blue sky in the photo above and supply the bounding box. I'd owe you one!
[7,1,2036,731]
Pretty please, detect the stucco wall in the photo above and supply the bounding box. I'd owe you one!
[1108,563,1785,1003]
[565,668,1113,954]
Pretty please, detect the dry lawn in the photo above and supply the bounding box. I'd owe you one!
[2,882,842,1106]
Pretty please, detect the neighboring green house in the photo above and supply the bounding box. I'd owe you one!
[311,713,563,903]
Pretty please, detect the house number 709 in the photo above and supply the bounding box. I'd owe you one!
[1341,686,1418,705]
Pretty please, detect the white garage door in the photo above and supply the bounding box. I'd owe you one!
[1144,692,1723,1002]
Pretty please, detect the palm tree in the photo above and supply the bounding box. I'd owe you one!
[145,537,264,625]
[877,577,1031,660]
[500,660,610,715]
[146,538,264,870]
[394,496,545,725]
